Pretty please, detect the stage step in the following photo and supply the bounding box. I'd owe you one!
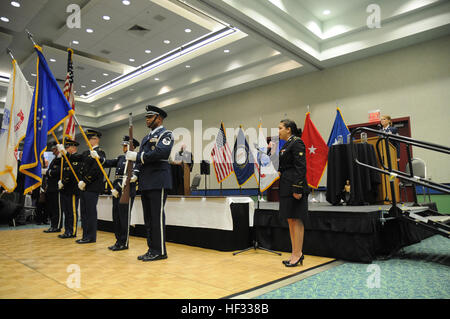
[401,209,450,238]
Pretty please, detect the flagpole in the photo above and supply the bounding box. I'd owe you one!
[51,132,80,183]
[6,48,15,61]
[25,29,114,191]
[71,114,114,191]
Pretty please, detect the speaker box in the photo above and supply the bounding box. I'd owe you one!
[200,160,210,175]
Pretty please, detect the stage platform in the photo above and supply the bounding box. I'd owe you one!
[255,202,435,263]
[97,196,434,263]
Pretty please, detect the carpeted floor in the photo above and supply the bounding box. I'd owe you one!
[256,235,450,299]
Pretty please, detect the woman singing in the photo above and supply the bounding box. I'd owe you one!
[278,119,309,267]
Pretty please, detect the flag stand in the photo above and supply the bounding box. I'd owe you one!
[233,147,281,256]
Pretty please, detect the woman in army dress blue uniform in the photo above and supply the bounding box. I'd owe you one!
[278,119,309,267]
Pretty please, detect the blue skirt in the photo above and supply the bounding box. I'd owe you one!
[279,194,308,223]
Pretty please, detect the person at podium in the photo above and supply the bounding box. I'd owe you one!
[174,143,193,172]
[278,119,309,268]
[380,115,400,163]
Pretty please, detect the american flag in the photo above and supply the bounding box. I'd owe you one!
[211,122,234,183]
[63,48,75,140]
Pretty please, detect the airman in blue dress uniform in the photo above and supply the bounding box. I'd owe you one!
[76,129,106,244]
[57,139,82,239]
[103,136,140,251]
[126,105,174,262]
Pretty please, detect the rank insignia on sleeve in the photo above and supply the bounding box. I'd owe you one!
[162,137,171,145]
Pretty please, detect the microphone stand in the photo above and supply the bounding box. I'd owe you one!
[233,147,281,256]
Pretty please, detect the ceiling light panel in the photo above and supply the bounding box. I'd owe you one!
[0,0,47,32]
[20,46,122,97]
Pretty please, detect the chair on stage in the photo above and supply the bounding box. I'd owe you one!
[400,158,431,203]
[190,174,201,192]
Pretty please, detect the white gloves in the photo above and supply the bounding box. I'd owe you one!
[111,189,119,198]
[130,175,138,183]
[58,180,64,190]
[78,180,86,191]
[90,150,100,159]
[126,151,137,162]
[57,144,67,155]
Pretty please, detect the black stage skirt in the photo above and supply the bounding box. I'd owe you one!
[279,195,308,223]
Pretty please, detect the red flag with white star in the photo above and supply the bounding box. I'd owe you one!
[301,112,328,188]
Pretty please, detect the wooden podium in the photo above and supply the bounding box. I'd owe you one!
[182,162,191,196]
[358,137,400,204]
[170,162,191,196]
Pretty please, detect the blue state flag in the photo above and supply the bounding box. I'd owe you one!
[19,45,74,194]
[327,108,350,147]
[232,127,255,186]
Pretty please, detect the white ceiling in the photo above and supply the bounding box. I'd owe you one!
[0,0,449,130]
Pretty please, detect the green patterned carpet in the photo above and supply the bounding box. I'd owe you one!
[256,235,450,299]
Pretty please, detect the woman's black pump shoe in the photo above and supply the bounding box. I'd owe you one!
[284,254,304,267]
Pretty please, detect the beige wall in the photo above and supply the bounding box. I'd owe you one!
[98,35,450,188]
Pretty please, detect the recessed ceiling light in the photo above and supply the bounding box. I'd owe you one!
[81,85,86,88]
[185,28,191,33]
[1,17,10,23]
[49,58,56,62]
[323,10,331,15]
[31,73,36,77]
[154,77,159,81]
[122,0,130,5]
[91,79,97,82]
[129,58,135,62]
[163,40,170,44]
[86,28,94,33]
[11,1,20,8]
[185,65,191,68]
[102,15,111,21]
[72,40,79,45]
[145,49,151,54]
[103,73,109,76]
[224,49,230,53]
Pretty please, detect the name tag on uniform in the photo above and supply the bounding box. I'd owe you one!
[150,138,158,143]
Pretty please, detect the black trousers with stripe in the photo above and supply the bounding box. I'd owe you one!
[141,189,168,256]
[61,193,80,236]
[112,195,134,246]
[80,191,99,241]
[46,191,62,230]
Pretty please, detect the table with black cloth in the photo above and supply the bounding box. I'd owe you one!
[326,143,381,205]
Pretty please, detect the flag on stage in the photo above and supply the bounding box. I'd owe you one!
[63,48,76,140]
[327,107,350,146]
[0,59,33,192]
[232,126,255,186]
[211,122,233,183]
[19,45,74,194]
[253,124,279,192]
[302,112,328,189]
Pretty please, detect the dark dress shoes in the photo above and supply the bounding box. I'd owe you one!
[108,243,119,250]
[141,253,168,262]
[43,228,61,233]
[111,244,128,251]
[137,251,151,260]
[58,233,75,239]
[76,238,96,244]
